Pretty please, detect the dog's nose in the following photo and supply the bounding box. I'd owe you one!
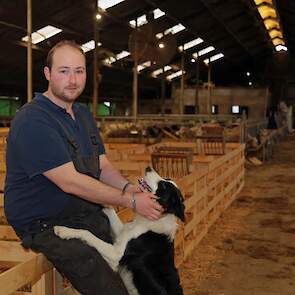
[145,166,152,173]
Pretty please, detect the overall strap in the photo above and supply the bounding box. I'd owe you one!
[77,108,101,152]
[28,100,79,153]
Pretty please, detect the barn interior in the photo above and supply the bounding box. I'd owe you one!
[0,1,295,294]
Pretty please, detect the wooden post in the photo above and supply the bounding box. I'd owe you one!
[264,87,269,118]
[93,0,99,118]
[27,0,32,102]
[132,21,138,120]
[180,51,184,115]
[161,67,165,114]
[207,61,211,114]
[195,57,199,114]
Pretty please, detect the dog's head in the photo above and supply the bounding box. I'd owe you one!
[143,167,185,222]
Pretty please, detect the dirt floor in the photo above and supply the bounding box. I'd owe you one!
[179,133,295,295]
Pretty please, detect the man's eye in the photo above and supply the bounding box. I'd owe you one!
[76,70,84,74]
[60,70,68,74]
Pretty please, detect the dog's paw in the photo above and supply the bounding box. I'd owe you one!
[54,226,75,240]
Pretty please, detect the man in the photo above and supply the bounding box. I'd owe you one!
[4,40,162,295]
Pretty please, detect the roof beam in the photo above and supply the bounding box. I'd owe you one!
[198,0,254,58]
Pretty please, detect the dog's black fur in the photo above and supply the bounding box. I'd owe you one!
[156,180,185,222]
[55,169,185,295]
[118,178,184,295]
[119,232,182,295]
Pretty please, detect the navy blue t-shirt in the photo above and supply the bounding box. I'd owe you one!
[4,93,105,232]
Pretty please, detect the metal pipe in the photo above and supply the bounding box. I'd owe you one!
[207,62,211,114]
[195,57,199,114]
[161,67,165,114]
[27,0,32,102]
[93,0,99,118]
[180,51,184,115]
[132,21,138,120]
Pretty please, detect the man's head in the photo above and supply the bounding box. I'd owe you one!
[44,40,86,103]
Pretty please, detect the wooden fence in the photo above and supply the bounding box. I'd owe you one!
[0,132,245,294]
[108,142,245,266]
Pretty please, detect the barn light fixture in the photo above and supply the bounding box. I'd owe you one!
[156,24,186,39]
[192,46,215,59]
[103,50,130,65]
[81,40,102,53]
[116,50,130,60]
[22,25,62,44]
[103,56,116,65]
[166,70,184,81]
[137,61,152,72]
[275,45,287,52]
[203,53,224,64]
[254,0,272,4]
[151,66,173,77]
[264,18,279,30]
[96,13,102,20]
[129,8,165,28]
[272,37,284,46]
[257,5,276,19]
[269,28,283,39]
[178,38,203,52]
[254,0,287,51]
[98,0,125,10]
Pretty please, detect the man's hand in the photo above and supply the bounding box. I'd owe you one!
[132,192,163,220]
[126,184,142,194]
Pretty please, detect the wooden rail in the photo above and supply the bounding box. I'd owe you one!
[107,142,245,266]
[1,138,245,294]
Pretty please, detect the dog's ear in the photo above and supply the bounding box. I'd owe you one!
[156,181,185,222]
[173,189,185,222]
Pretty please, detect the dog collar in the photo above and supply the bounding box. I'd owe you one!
[138,178,152,192]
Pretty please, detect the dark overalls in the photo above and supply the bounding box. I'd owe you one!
[16,101,128,295]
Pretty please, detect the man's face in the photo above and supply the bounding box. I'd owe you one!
[45,45,86,103]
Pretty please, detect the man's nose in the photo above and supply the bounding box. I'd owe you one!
[69,72,77,84]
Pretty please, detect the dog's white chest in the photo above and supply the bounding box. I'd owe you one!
[114,215,178,255]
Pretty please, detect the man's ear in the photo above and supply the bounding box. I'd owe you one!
[44,66,51,81]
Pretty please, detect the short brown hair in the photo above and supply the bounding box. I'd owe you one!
[46,40,85,69]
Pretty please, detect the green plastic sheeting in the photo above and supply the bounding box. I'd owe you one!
[0,99,21,116]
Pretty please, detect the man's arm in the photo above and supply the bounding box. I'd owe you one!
[43,162,162,220]
[99,154,139,193]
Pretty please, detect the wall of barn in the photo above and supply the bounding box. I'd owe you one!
[111,87,269,118]
[172,86,269,119]
[138,99,178,114]
[285,83,295,128]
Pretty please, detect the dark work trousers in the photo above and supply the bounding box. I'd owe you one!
[24,207,129,295]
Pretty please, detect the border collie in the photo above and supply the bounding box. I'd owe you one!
[54,167,185,295]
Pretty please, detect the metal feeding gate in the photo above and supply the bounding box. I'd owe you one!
[196,125,226,155]
[151,147,193,179]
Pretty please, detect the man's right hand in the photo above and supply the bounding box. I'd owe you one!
[129,192,163,220]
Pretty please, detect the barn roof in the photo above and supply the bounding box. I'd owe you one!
[0,0,294,103]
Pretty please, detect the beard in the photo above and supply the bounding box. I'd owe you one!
[50,83,85,103]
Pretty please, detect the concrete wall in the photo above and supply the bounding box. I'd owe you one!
[114,86,269,118]
[172,86,269,120]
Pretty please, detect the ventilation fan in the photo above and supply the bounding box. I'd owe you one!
[128,23,177,67]
[94,48,116,82]
[96,48,116,67]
